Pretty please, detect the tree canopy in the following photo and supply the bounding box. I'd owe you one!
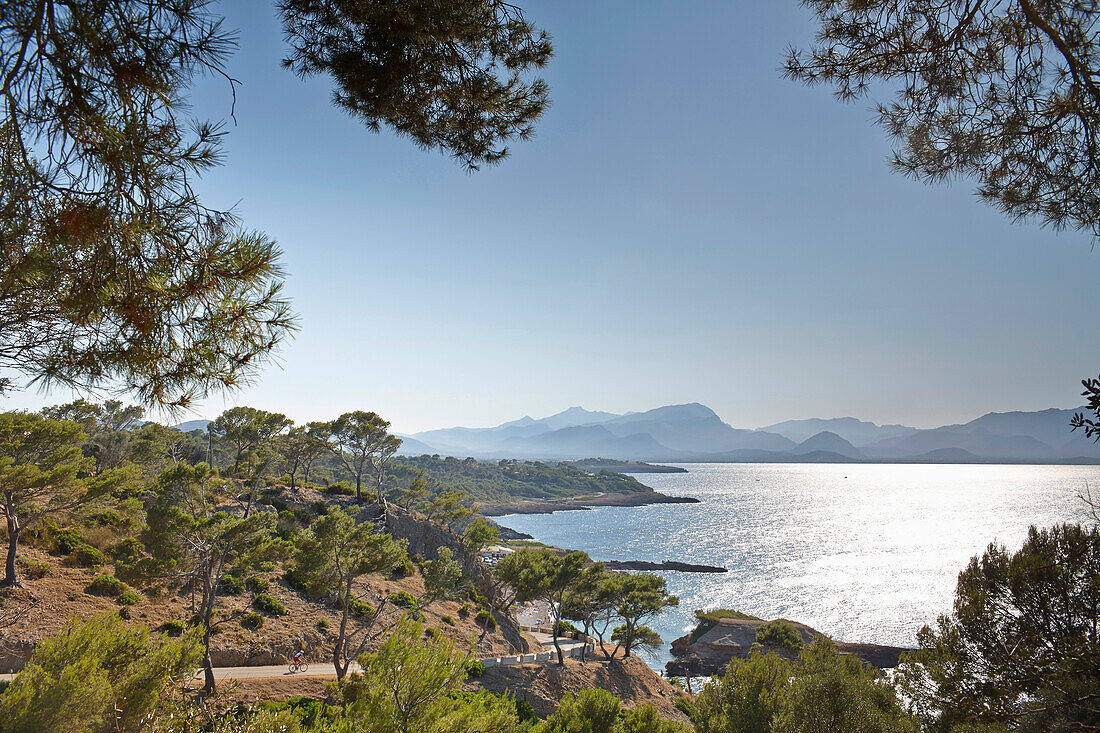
[786,1,1100,238]
[0,0,551,408]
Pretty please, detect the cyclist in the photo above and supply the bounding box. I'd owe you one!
[293,650,304,668]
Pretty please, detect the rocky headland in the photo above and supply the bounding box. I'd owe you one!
[665,615,911,676]
[478,490,698,517]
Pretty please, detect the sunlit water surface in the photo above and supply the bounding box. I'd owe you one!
[497,463,1097,672]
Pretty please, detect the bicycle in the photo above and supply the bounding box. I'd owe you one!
[289,659,310,674]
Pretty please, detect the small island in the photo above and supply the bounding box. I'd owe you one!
[567,459,689,474]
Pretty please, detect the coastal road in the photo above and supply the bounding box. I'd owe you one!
[0,634,586,683]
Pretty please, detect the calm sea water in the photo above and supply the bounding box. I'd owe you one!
[497,463,1098,672]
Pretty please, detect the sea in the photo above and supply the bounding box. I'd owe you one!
[496,463,1099,673]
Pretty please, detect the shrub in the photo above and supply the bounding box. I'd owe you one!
[17,558,49,580]
[219,573,245,595]
[253,593,287,616]
[405,609,426,622]
[117,606,131,620]
[55,528,87,555]
[424,627,437,638]
[246,575,269,594]
[90,510,121,527]
[690,609,762,643]
[161,620,185,637]
[464,659,486,678]
[117,590,141,606]
[515,698,538,723]
[555,619,580,636]
[72,543,105,568]
[322,483,354,496]
[441,614,455,626]
[241,612,264,630]
[475,610,496,631]
[391,557,416,578]
[316,619,330,632]
[388,591,419,610]
[348,596,375,619]
[110,538,144,562]
[755,619,804,651]
[87,574,127,597]
[457,603,472,619]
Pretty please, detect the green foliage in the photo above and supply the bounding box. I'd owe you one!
[246,575,270,594]
[390,456,656,508]
[89,510,121,528]
[542,689,622,733]
[340,617,496,731]
[475,609,497,631]
[619,704,693,733]
[422,547,464,602]
[389,591,419,610]
[322,483,355,497]
[241,612,265,631]
[348,596,376,619]
[755,620,803,651]
[463,517,500,554]
[693,640,918,733]
[465,659,486,678]
[785,1,1100,237]
[555,619,580,636]
[391,556,417,578]
[281,0,552,170]
[317,618,331,632]
[71,544,105,568]
[54,528,87,556]
[0,613,201,732]
[253,593,287,616]
[219,573,246,596]
[441,614,455,626]
[117,589,141,606]
[87,573,127,597]
[161,620,185,637]
[458,603,472,619]
[896,522,1100,733]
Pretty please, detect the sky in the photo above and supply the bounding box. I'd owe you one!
[4,1,1099,434]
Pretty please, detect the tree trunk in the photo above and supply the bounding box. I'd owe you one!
[354,473,363,504]
[201,570,217,694]
[2,512,20,588]
[334,586,351,680]
[551,611,564,665]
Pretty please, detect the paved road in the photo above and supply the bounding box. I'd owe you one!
[0,633,588,683]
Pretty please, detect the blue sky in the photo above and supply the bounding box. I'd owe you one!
[6,1,1098,433]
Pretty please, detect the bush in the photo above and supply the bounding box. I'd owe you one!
[72,544,105,568]
[755,619,803,651]
[54,528,87,555]
[391,557,416,578]
[405,609,426,622]
[316,619,330,632]
[475,610,497,631]
[219,573,245,595]
[87,574,127,597]
[246,575,269,594]
[117,590,141,606]
[17,558,49,580]
[424,627,437,638]
[348,596,375,619]
[322,483,354,496]
[555,619,580,636]
[161,620,185,637]
[441,614,455,626]
[241,612,264,630]
[515,698,538,723]
[388,591,419,610]
[253,593,287,616]
[110,538,144,562]
[457,603,472,619]
[465,659,486,678]
[690,609,762,643]
[90,510,121,527]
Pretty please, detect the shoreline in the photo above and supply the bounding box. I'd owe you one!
[478,490,699,517]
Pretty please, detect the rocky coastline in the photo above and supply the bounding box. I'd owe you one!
[602,560,727,573]
[478,490,699,517]
[665,616,911,676]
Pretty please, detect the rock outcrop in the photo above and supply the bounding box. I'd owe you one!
[665,617,910,676]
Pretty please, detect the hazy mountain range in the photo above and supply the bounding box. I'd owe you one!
[399,404,1100,464]
[170,404,1100,464]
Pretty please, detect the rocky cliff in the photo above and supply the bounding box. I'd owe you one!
[665,617,910,676]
